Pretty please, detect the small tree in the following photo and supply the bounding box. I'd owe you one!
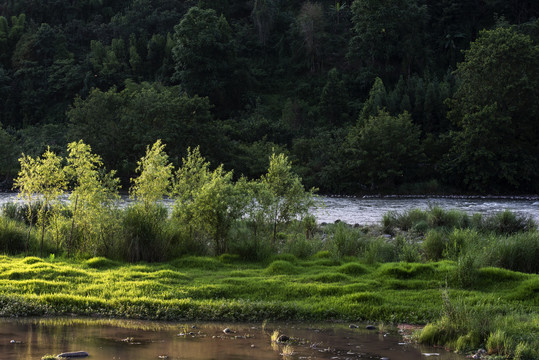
[14,148,66,256]
[66,140,120,257]
[172,147,249,254]
[130,139,173,208]
[346,110,424,190]
[126,139,173,262]
[259,152,316,243]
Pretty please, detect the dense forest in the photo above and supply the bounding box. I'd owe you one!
[0,0,538,194]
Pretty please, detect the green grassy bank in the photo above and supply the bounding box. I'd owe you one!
[0,254,537,358]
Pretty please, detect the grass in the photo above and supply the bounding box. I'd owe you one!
[0,256,535,325]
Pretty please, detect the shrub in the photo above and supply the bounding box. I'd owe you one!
[395,236,421,262]
[422,230,446,261]
[455,331,482,353]
[282,233,322,259]
[444,228,479,261]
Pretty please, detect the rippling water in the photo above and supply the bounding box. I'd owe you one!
[1,192,538,226]
[312,195,539,225]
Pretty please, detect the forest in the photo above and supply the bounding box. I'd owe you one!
[0,0,538,194]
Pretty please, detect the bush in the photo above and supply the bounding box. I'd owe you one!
[514,341,537,360]
[395,236,421,262]
[422,230,446,261]
[444,228,479,261]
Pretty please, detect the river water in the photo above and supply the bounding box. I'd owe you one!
[1,192,538,226]
[0,318,466,360]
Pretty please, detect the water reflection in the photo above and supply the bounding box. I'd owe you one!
[0,318,467,360]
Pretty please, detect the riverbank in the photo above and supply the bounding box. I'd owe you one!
[0,254,537,358]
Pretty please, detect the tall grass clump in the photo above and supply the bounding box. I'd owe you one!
[427,206,469,229]
[0,217,30,254]
[479,210,537,235]
[419,289,492,351]
[327,222,368,259]
[121,204,169,262]
[479,232,539,273]
[227,221,273,261]
[363,237,397,264]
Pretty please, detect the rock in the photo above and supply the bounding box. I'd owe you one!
[223,328,232,334]
[277,335,290,342]
[472,349,487,359]
[57,351,89,358]
[366,325,376,330]
[349,324,359,329]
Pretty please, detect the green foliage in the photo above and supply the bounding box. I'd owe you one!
[347,110,424,190]
[320,68,349,125]
[258,152,316,243]
[446,27,539,192]
[66,140,120,257]
[68,83,213,179]
[121,203,169,262]
[0,217,28,254]
[130,140,172,207]
[172,6,244,113]
[348,0,428,85]
[422,230,446,261]
[172,147,248,254]
[265,260,299,275]
[14,148,66,255]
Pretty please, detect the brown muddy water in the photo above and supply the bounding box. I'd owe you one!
[0,318,468,360]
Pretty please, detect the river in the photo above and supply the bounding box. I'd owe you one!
[1,192,538,226]
[0,318,466,360]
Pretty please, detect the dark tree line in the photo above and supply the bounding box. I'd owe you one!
[0,0,538,194]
